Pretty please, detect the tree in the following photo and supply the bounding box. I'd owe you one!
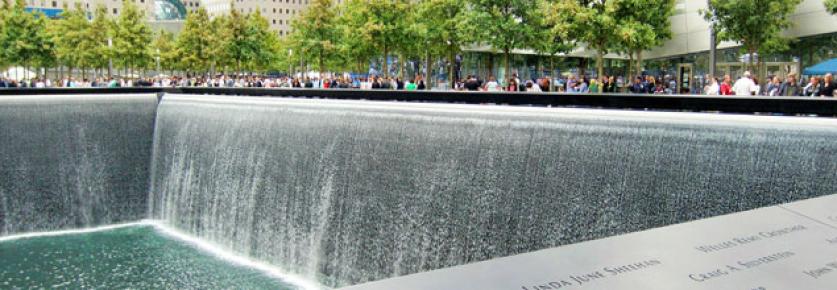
[152,30,177,75]
[703,0,801,74]
[206,14,229,75]
[534,0,575,81]
[826,0,836,14]
[50,4,88,77]
[175,8,213,74]
[334,0,378,74]
[223,4,249,74]
[549,0,619,79]
[338,0,409,77]
[290,0,339,77]
[112,0,152,77]
[244,11,280,72]
[0,0,53,78]
[413,0,468,88]
[88,5,115,77]
[462,0,540,82]
[612,0,675,81]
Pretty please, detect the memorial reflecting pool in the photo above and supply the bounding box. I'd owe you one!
[0,223,302,289]
[1,93,835,289]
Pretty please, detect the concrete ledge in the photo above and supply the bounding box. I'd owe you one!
[0,87,835,116]
[341,194,837,290]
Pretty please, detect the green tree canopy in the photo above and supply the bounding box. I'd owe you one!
[88,5,115,74]
[175,8,213,74]
[703,0,802,72]
[290,0,339,76]
[0,0,53,76]
[413,0,468,87]
[612,0,675,80]
[533,0,575,79]
[826,0,836,14]
[462,0,541,81]
[152,29,177,74]
[337,0,409,77]
[50,4,89,73]
[112,0,153,76]
[548,0,619,79]
[244,11,280,72]
[333,0,378,74]
[222,5,249,74]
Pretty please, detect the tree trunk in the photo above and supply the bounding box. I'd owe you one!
[319,51,324,81]
[635,50,643,81]
[596,49,604,83]
[383,45,389,78]
[537,57,542,78]
[425,49,432,86]
[627,53,634,85]
[550,56,556,91]
[448,50,455,90]
[504,48,511,84]
[399,54,405,79]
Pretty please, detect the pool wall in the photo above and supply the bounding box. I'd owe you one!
[0,94,158,235]
[2,93,836,287]
[149,94,836,287]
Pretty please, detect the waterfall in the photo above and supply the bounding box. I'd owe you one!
[0,94,158,236]
[149,94,837,287]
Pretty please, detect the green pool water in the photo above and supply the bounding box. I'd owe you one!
[0,225,301,289]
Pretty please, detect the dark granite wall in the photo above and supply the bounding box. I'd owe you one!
[0,94,158,235]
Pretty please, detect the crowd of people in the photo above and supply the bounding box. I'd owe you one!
[1,71,835,97]
[702,72,836,97]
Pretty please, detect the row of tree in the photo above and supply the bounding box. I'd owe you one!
[1,0,834,84]
[0,0,278,79]
[287,0,834,87]
[166,7,280,75]
[286,0,677,87]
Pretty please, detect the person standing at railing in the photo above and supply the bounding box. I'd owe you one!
[780,73,801,96]
[766,76,783,96]
[629,77,645,93]
[802,76,821,96]
[732,71,758,96]
[589,79,599,93]
[819,73,836,97]
[483,76,501,92]
[704,77,720,95]
[506,78,519,92]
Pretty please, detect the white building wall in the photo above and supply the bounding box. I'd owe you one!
[645,0,837,59]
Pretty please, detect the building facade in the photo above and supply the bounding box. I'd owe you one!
[25,0,158,18]
[459,0,837,92]
[203,0,311,36]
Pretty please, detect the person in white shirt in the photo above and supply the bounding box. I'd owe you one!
[704,77,720,95]
[483,76,501,92]
[732,71,758,96]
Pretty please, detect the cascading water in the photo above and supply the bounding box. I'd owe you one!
[0,94,157,236]
[149,94,837,287]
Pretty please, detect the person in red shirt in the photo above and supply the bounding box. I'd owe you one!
[719,74,733,95]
